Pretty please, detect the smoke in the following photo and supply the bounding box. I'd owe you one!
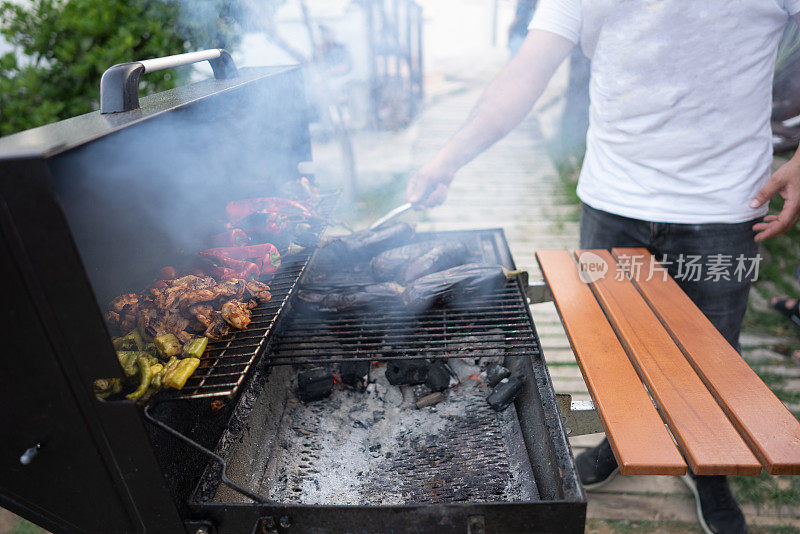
[51,59,312,304]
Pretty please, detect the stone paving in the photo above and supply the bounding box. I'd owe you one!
[330,49,800,531]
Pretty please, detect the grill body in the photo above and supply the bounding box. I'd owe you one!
[0,68,585,533]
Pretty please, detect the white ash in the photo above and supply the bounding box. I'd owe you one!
[258,356,538,505]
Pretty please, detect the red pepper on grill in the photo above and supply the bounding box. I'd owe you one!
[236,211,289,239]
[199,244,281,280]
[209,228,249,247]
[225,197,313,225]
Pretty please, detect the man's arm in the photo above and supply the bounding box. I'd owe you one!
[406,30,575,206]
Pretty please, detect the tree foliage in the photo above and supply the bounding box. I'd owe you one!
[0,0,245,136]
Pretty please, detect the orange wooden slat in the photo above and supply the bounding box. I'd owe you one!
[536,250,686,475]
[613,247,800,475]
[580,250,761,475]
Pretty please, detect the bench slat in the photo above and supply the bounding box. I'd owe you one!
[613,248,800,475]
[581,250,761,475]
[536,250,686,475]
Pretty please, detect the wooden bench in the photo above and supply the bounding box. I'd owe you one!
[536,249,800,476]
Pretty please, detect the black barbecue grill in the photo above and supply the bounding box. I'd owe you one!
[0,52,585,533]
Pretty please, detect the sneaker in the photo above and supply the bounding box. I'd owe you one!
[575,438,619,490]
[681,473,747,534]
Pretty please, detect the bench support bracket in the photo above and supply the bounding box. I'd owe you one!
[556,393,604,437]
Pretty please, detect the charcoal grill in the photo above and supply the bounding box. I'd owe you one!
[0,51,585,533]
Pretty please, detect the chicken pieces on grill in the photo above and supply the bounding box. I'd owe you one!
[245,281,271,301]
[221,300,252,329]
[106,274,270,341]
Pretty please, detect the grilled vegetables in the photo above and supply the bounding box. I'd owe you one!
[155,334,182,358]
[181,336,208,359]
[402,263,522,311]
[297,282,405,313]
[371,240,468,284]
[162,356,201,390]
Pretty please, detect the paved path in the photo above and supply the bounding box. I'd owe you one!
[333,49,800,531]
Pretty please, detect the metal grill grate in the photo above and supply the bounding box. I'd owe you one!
[270,284,538,366]
[269,229,540,366]
[174,252,312,400]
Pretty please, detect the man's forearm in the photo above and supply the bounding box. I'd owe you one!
[432,31,574,174]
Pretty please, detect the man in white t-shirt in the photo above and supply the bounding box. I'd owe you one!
[406,2,800,532]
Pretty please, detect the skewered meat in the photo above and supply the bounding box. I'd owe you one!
[221,300,252,329]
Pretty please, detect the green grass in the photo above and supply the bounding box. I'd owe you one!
[730,470,800,509]
[586,519,702,533]
[587,518,800,533]
[10,518,46,534]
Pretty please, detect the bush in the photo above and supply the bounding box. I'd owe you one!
[0,0,244,136]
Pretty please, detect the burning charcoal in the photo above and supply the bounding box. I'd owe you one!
[340,361,370,392]
[425,360,459,392]
[297,367,334,402]
[415,391,445,409]
[385,359,431,386]
[484,362,511,387]
[487,376,525,412]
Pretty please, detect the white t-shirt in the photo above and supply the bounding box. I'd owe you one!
[530,0,800,223]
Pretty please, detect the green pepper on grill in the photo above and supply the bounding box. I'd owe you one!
[116,351,140,377]
[163,357,201,390]
[182,337,208,359]
[125,355,152,401]
[154,334,182,358]
[93,378,123,399]
[113,328,145,351]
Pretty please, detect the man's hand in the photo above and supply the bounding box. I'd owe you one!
[750,158,800,242]
[406,160,454,208]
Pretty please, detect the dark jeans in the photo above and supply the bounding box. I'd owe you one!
[579,203,760,351]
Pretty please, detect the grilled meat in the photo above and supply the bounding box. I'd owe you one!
[109,271,271,343]
[215,279,246,301]
[221,300,252,329]
[175,288,218,309]
[104,310,120,325]
[187,303,215,327]
[204,312,231,340]
[109,293,139,313]
[245,280,271,301]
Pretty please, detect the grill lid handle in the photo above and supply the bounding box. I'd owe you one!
[100,48,238,114]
